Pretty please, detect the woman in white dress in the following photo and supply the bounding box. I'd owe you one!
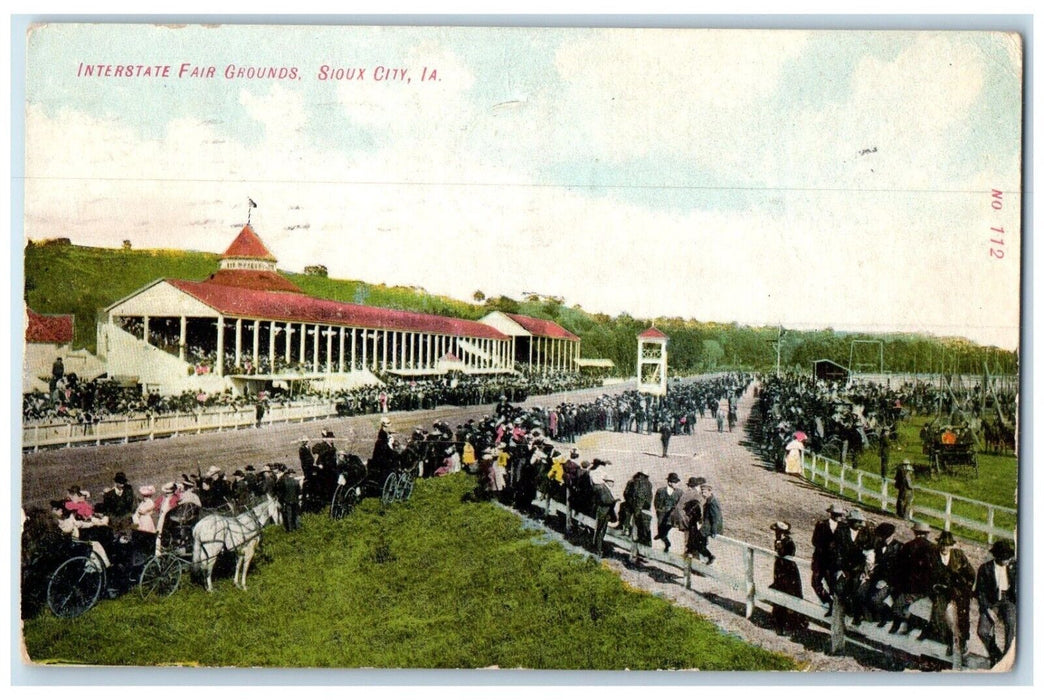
[784,435,805,475]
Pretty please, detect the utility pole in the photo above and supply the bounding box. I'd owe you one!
[775,324,785,376]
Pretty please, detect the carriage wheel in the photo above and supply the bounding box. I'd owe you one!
[396,473,415,502]
[381,472,398,506]
[139,554,183,600]
[47,555,104,618]
[330,484,358,520]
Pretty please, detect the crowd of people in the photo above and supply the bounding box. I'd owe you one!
[22,357,598,426]
[21,369,1017,668]
[781,504,1017,664]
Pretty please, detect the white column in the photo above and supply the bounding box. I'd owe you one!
[142,315,150,345]
[427,334,434,369]
[312,324,320,372]
[351,328,358,371]
[269,321,277,370]
[382,330,389,370]
[362,329,369,370]
[339,327,346,373]
[216,317,225,377]
[326,326,333,373]
[253,321,260,368]
[234,318,243,367]
[285,323,294,363]
[179,316,187,361]
[299,322,306,363]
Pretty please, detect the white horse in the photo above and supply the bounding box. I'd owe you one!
[192,496,280,592]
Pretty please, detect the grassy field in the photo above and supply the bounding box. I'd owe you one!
[820,415,1020,541]
[22,474,794,670]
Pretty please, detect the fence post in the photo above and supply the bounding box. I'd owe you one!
[986,508,995,545]
[66,422,73,448]
[839,464,846,496]
[744,546,756,619]
[880,477,888,510]
[173,412,180,437]
[34,424,40,452]
[944,495,953,532]
[683,556,692,590]
[149,414,155,440]
[856,472,863,504]
[830,596,846,654]
[565,489,572,535]
[124,416,130,443]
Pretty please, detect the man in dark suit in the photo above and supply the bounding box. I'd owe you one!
[619,471,653,549]
[811,504,846,614]
[277,466,301,532]
[98,471,135,531]
[889,521,938,634]
[697,483,723,565]
[653,473,683,551]
[925,529,975,654]
[975,539,1016,665]
[659,421,673,458]
[833,509,875,625]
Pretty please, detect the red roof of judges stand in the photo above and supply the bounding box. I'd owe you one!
[222,225,278,261]
[504,313,580,341]
[26,308,74,344]
[166,278,509,340]
[638,327,668,339]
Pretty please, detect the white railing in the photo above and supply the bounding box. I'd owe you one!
[525,493,979,669]
[22,402,341,451]
[802,452,1016,544]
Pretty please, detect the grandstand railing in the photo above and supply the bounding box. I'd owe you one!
[801,452,1016,544]
[22,402,340,451]
[526,493,982,670]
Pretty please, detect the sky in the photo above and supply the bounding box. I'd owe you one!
[20,24,1023,350]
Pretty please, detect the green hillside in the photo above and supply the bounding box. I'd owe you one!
[23,240,1018,375]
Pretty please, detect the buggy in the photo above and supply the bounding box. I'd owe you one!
[921,424,978,477]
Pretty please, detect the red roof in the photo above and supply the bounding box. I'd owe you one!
[638,327,668,339]
[204,269,302,293]
[166,279,509,340]
[222,225,277,261]
[26,307,74,344]
[505,313,580,341]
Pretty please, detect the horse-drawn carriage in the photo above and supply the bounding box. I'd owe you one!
[328,445,420,519]
[920,423,978,477]
[138,496,279,598]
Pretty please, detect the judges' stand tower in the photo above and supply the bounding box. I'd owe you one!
[637,327,668,398]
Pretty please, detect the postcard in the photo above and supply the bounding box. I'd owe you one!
[17,23,1022,675]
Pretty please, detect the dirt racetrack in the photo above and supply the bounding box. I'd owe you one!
[20,380,1000,671]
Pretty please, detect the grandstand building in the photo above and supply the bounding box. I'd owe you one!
[97,225,581,394]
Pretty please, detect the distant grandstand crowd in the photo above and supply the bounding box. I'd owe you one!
[21,366,601,425]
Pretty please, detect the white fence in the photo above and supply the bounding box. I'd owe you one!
[802,452,1016,544]
[526,493,983,669]
[22,402,340,451]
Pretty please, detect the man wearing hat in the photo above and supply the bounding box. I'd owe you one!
[975,539,1017,664]
[200,466,230,509]
[925,529,975,653]
[618,471,653,550]
[653,473,683,552]
[833,509,875,625]
[590,465,617,555]
[670,476,706,532]
[769,521,806,634]
[811,504,846,613]
[889,521,936,634]
[277,466,301,532]
[298,436,315,491]
[894,460,914,520]
[98,471,135,530]
[865,522,901,626]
